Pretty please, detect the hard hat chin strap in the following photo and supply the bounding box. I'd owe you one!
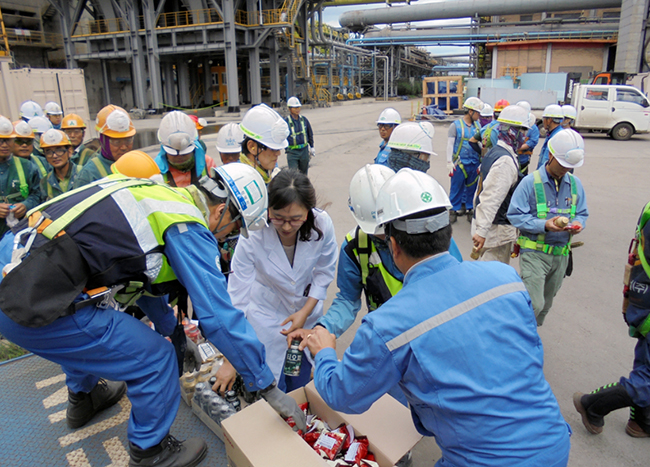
[391,211,450,234]
[211,196,242,236]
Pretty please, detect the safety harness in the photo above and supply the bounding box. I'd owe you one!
[345,227,402,311]
[516,170,577,256]
[30,155,48,178]
[453,119,481,186]
[624,201,650,338]
[287,115,307,149]
[3,156,29,202]
[45,164,82,200]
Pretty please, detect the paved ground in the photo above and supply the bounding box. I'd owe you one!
[2,98,649,466]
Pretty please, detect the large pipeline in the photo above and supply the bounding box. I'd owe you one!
[339,0,622,29]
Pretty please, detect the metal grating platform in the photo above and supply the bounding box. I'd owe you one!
[0,355,229,467]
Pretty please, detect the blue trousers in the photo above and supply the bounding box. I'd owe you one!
[621,336,650,407]
[0,305,180,450]
[450,161,479,211]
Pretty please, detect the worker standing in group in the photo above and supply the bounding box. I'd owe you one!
[239,103,289,184]
[574,201,650,439]
[446,97,484,223]
[562,105,577,130]
[508,129,589,326]
[536,104,564,169]
[301,168,571,467]
[45,102,64,129]
[19,100,44,123]
[155,111,216,188]
[0,116,41,239]
[38,129,82,201]
[0,163,306,467]
[387,121,436,173]
[472,105,530,264]
[468,103,498,157]
[75,105,135,187]
[11,120,50,180]
[375,107,401,166]
[28,116,53,161]
[62,114,96,166]
[216,122,244,165]
[284,97,314,175]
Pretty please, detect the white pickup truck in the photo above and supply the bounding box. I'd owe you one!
[571,84,650,140]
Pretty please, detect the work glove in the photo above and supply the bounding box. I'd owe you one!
[261,382,307,432]
[184,336,202,373]
[309,147,316,158]
[447,162,455,177]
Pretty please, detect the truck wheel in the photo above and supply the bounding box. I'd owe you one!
[611,122,634,141]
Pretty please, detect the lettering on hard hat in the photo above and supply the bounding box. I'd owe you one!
[421,192,432,203]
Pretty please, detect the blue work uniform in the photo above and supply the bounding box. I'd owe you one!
[449,119,481,211]
[537,125,562,169]
[374,140,391,166]
[0,183,274,450]
[314,254,571,467]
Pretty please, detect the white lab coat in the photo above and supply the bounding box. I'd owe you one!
[228,209,338,383]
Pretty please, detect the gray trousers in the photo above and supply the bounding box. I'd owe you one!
[286,147,310,175]
[519,250,570,326]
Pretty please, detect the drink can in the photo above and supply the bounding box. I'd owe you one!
[283,339,302,377]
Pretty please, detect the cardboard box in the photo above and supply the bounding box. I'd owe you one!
[222,381,422,467]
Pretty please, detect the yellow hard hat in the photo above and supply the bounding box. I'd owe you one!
[95,105,136,138]
[40,129,72,148]
[111,150,160,178]
[61,114,87,130]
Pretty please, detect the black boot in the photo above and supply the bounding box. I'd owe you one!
[626,404,650,438]
[466,209,474,222]
[449,210,458,224]
[67,379,127,429]
[457,205,466,216]
[129,434,208,467]
[573,383,633,434]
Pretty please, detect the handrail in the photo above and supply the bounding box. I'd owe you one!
[6,28,63,46]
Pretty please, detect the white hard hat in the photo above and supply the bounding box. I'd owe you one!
[388,122,436,155]
[562,104,577,120]
[543,104,564,119]
[13,120,34,138]
[0,116,14,137]
[216,122,244,153]
[158,111,198,155]
[548,129,584,169]
[376,107,401,125]
[200,164,268,239]
[480,104,494,117]
[198,118,208,128]
[376,168,452,231]
[528,113,537,129]
[45,101,63,115]
[28,116,53,134]
[239,103,289,150]
[287,96,301,108]
[348,164,396,235]
[20,100,44,121]
[516,100,532,113]
[463,97,484,112]
[497,105,530,129]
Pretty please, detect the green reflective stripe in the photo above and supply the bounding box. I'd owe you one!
[31,156,47,178]
[13,157,29,199]
[516,236,571,256]
[240,125,263,141]
[569,173,577,219]
[41,179,154,239]
[533,170,547,219]
[357,229,370,286]
[638,201,650,278]
[92,156,109,178]
[453,120,480,163]
[636,314,650,337]
[47,181,54,200]
[288,116,307,148]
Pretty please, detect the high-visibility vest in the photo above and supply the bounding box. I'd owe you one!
[287,115,307,149]
[345,227,402,311]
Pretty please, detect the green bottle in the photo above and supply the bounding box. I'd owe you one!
[283,339,302,376]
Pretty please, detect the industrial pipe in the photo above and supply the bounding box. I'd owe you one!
[339,0,622,29]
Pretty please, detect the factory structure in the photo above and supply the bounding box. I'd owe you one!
[0,0,648,114]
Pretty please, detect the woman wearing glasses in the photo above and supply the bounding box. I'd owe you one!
[216,168,338,393]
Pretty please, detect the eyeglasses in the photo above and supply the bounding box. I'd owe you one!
[0,139,11,146]
[377,124,395,130]
[109,136,134,147]
[14,138,33,146]
[43,147,69,157]
[269,216,306,227]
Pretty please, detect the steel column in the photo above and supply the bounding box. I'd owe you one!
[204,58,214,106]
[142,0,163,111]
[223,0,240,111]
[178,60,191,108]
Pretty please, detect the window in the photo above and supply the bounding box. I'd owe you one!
[222,72,227,86]
[593,76,609,85]
[553,13,581,20]
[585,89,609,101]
[603,11,620,19]
[520,14,533,22]
[616,88,647,106]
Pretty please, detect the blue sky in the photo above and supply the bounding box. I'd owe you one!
[320,1,471,58]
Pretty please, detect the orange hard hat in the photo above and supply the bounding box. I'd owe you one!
[494,99,510,112]
[61,114,87,130]
[40,129,72,149]
[188,114,204,130]
[111,150,160,178]
[95,105,136,138]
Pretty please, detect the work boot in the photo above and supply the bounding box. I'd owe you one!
[457,205,466,216]
[449,210,458,224]
[129,434,207,467]
[626,404,650,438]
[67,379,127,429]
[466,209,474,222]
[573,383,633,434]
